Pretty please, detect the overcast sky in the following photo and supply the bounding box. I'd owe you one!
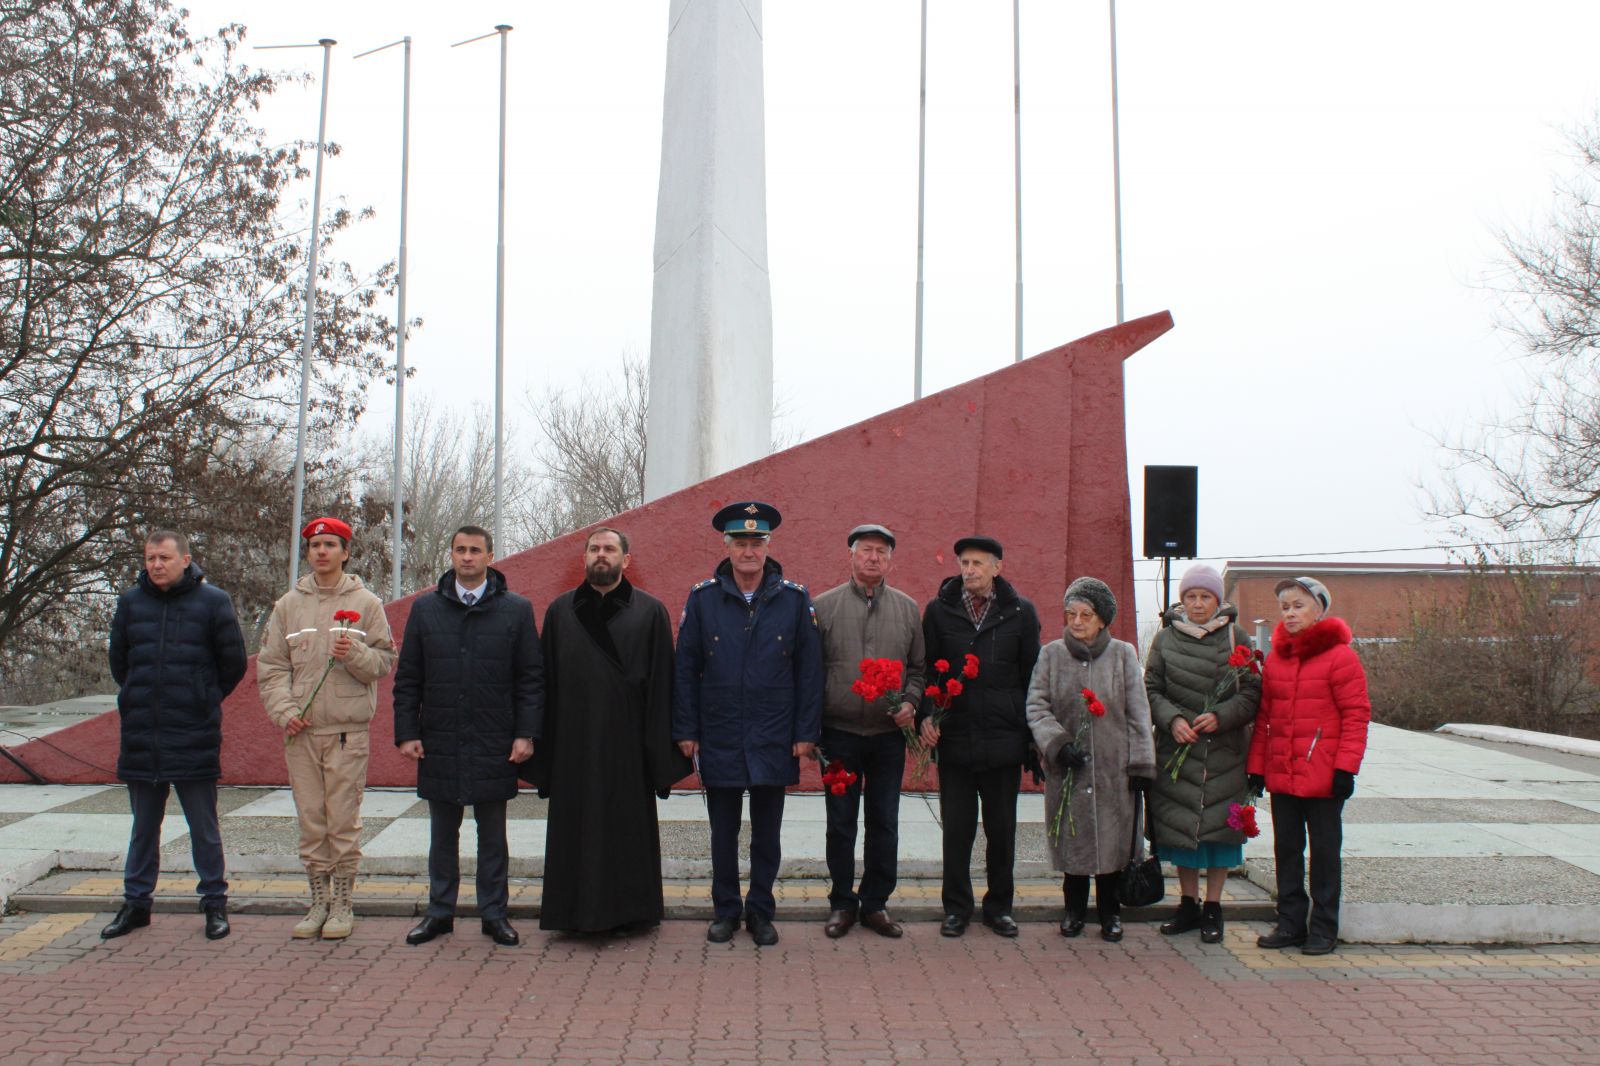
[182,0,1600,612]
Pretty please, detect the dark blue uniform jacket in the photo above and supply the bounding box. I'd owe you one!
[672,558,823,787]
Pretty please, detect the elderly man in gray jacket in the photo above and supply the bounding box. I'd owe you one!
[812,524,926,939]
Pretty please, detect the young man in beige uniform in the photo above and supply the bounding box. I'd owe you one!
[257,517,395,939]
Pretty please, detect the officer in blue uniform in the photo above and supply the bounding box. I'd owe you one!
[673,501,823,946]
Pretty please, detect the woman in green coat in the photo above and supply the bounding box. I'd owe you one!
[1145,564,1261,943]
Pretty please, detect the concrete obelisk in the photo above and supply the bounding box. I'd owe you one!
[643,0,773,502]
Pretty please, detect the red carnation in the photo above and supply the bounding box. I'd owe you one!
[926,682,942,702]
[944,679,964,698]
[334,610,361,624]
[934,658,950,674]
[962,660,979,679]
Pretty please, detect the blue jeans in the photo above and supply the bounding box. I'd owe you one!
[821,727,906,915]
[123,780,227,908]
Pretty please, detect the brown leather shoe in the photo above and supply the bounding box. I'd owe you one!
[861,910,904,938]
[824,909,856,938]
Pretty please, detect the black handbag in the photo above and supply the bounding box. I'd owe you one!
[1117,792,1165,907]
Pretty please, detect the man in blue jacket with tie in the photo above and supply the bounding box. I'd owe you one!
[673,502,823,946]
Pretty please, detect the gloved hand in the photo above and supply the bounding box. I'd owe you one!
[1056,742,1089,772]
[1127,775,1153,793]
[656,788,672,800]
[1331,769,1355,799]
[1025,749,1045,787]
[1247,773,1266,798]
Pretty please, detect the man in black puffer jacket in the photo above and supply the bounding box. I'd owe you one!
[918,536,1040,939]
[393,525,544,947]
[103,529,248,942]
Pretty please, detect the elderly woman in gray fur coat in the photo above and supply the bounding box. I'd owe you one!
[1024,576,1156,942]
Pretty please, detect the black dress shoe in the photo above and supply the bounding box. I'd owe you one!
[824,909,856,939]
[481,917,520,946]
[1059,913,1086,938]
[1256,927,1307,950]
[861,911,904,938]
[706,916,739,943]
[1100,916,1123,942]
[983,914,1019,938]
[203,905,230,941]
[745,911,779,946]
[940,914,968,937]
[405,915,454,945]
[100,903,151,940]
[1301,935,1337,956]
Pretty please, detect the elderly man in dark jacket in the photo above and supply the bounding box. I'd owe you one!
[102,529,248,942]
[918,536,1041,938]
[393,525,543,947]
[673,502,823,947]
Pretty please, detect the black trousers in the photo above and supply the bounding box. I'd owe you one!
[707,785,786,922]
[123,780,227,908]
[426,799,510,920]
[937,761,1020,920]
[1063,873,1121,922]
[1270,792,1345,940]
[821,727,906,915]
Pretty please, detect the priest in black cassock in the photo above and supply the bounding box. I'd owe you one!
[531,526,691,936]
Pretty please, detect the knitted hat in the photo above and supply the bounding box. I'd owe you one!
[1274,575,1331,614]
[1178,564,1224,602]
[1063,576,1117,626]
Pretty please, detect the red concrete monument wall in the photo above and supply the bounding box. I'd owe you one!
[1,312,1173,788]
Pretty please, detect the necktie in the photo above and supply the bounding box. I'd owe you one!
[462,592,476,605]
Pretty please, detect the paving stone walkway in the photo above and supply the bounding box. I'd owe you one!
[0,912,1596,1065]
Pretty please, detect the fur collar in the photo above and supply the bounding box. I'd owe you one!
[1271,616,1352,659]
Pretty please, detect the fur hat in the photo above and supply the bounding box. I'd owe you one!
[1063,575,1117,626]
[1178,564,1224,602]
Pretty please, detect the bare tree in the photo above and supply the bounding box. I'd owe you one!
[516,355,650,545]
[358,399,537,596]
[1434,112,1600,550]
[0,0,395,655]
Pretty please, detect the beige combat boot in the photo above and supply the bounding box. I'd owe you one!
[292,872,330,939]
[321,872,356,940]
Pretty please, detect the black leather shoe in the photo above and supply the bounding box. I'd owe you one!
[745,911,779,946]
[1100,915,1123,942]
[706,916,738,942]
[1199,902,1224,944]
[481,917,520,946]
[100,903,151,940]
[405,915,454,945]
[1160,896,1202,936]
[983,914,1019,938]
[861,910,904,938]
[1059,912,1085,938]
[824,908,855,938]
[1301,935,1337,956]
[203,905,230,941]
[940,915,968,938]
[1256,927,1306,950]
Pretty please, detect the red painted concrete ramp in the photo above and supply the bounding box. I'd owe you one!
[2,312,1173,788]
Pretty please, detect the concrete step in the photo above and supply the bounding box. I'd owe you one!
[10,869,1278,923]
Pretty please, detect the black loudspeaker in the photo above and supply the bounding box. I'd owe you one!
[1143,465,1197,558]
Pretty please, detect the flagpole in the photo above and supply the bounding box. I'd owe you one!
[1012,0,1023,362]
[1109,0,1126,324]
[914,0,928,399]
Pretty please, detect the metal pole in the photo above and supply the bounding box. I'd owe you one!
[396,37,412,599]
[494,25,510,552]
[1109,0,1126,324]
[913,0,928,399]
[1012,0,1023,362]
[286,38,335,588]
[356,36,414,599]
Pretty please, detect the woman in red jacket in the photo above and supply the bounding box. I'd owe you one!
[1245,576,1370,955]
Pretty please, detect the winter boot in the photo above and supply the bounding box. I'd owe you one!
[1199,901,1224,944]
[321,873,356,940]
[292,873,330,939]
[1160,895,1202,936]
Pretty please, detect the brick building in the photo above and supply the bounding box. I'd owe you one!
[1219,560,1600,650]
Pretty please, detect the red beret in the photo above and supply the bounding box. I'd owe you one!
[302,517,352,543]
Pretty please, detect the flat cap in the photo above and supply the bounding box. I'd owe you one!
[953,535,1003,560]
[847,524,896,549]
